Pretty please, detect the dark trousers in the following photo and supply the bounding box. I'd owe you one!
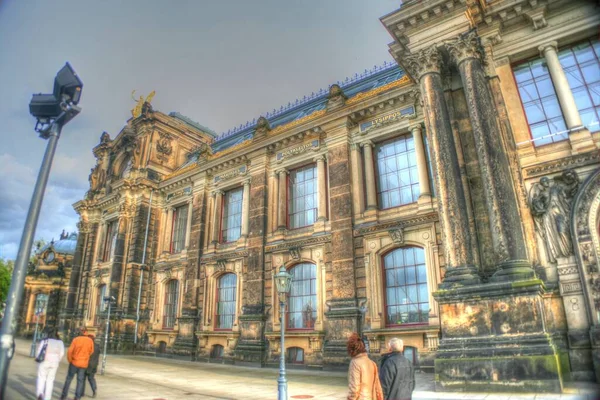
[61,363,86,399]
[81,371,97,396]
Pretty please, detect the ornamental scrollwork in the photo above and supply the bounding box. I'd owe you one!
[445,30,485,66]
[156,132,173,162]
[403,45,443,80]
[529,169,580,263]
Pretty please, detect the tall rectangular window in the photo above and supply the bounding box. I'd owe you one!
[221,188,243,243]
[170,205,188,254]
[513,59,568,145]
[559,39,600,133]
[216,273,237,330]
[288,165,318,229]
[101,220,118,262]
[163,280,179,329]
[94,284,106,326]
[376,135,420,209]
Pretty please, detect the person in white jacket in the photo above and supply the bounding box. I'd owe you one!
[36,328,65,400]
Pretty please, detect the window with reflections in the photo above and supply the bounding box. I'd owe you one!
[221,188,243,243]
[210,344,224,360]
[34,293,49,326]
[513,59,568,145]
[170,205,188,254]
[216,273,237,330]
[100,220,118,262]
[163,280,179,329]
[404,346,418,367]
[287,347,305,364]
[94,284,107,326]
[287,263,317,329]
[376,135,420,209]
[383,247,429,326]
[559,39,600,133]
[288,165,318,229]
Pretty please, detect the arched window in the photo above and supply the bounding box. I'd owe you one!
[287,347,304,364]
[163,280,179,329]
[210,344,224,360]
[383,247,429,326]
[287,263,317,329]
[216,274,237,330]
[94,285,107,326]
[403,346,418,367]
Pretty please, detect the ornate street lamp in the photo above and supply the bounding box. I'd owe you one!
[100,296,115,376]
[274,266,293,400]
[29,294,48,357]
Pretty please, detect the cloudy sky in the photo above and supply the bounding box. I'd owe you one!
[0,0,398,259]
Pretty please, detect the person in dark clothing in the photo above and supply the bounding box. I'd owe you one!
[379,338,415,400]
[81,334,100,398]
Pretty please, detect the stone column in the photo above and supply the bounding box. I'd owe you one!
[184,201,193,249]
[404,45,479,286]
[361,141,378,211]
[539,42,583,130]
[163,207,174,252]
[211,191,223,244]
[277,169,288,230]
[271,172,279,233]
[410,123,432,200]
[315,155,327,221]
[241,179,251,238]
[446,31,533,281]
[350,143,365,215]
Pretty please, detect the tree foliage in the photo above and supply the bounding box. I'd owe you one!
[0,258,13,304]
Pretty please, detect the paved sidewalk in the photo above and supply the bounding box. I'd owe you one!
[6,339,599,399]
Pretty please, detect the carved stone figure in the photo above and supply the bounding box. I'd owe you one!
[529,170,580,263]
[254,116,271,139]
[100,131,111,144]
[156,133,173,162]
[327,84,347,111]
[89,158,106,192]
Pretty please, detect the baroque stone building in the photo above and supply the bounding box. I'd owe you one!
[52,0,600,393]
[19,232,77,337]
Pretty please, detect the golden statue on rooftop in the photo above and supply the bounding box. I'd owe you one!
[131,90,156,118]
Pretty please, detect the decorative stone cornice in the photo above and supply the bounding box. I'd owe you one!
[200,250,250,264]
[403,46,443,80]
[354,212,438,236]
[445,30,485,66]
[524,151,600,178]
[265,234,331,253]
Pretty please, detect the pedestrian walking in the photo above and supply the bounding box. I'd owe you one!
[36,328,65,400]
[81,334,99,398]
[378,338,415,400]
[60,328,94,400]
[346,332,383,400]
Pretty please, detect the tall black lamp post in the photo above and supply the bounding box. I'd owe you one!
[274,266,293,400]
[0,63,82,397]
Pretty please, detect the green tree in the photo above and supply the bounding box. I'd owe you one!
[0,258,13,304]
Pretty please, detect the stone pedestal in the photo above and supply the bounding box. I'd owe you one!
[172,308,200,360]
[322,298,361,370]
[434,279,569,393]
[233,305,267,366]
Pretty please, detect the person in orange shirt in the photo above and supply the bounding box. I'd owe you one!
[60,328,94,400]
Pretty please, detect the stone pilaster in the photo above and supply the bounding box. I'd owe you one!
[211,191,223,245]
[350,143,365,215]
[446,31,533,282]
[241,179,251,238]
[404,45,480,287]
[277,169,288,230]
[410,123,433,211]
[322,119,361,369]
[361,141,378,211]
[538,42,596,153]
[316,155,328,221]
[235,164,269,366]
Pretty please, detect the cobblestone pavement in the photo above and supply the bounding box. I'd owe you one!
[6,339,599,400]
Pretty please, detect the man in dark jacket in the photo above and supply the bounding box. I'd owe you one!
[379,338,415,400]
[81,334,100,398]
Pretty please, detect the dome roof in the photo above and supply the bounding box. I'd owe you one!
[38,232,78,256]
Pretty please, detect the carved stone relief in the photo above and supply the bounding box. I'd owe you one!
[529,169,580,263]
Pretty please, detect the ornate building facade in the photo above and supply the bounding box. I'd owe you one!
[45,0,600,393]
[19,232,78,337]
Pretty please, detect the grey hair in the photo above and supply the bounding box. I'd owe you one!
[388,338,404,352]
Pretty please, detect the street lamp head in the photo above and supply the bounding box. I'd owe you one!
[104,296,115,302]
[274,265,293,295]
[53,63,83,105]
[29,62,83,129]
